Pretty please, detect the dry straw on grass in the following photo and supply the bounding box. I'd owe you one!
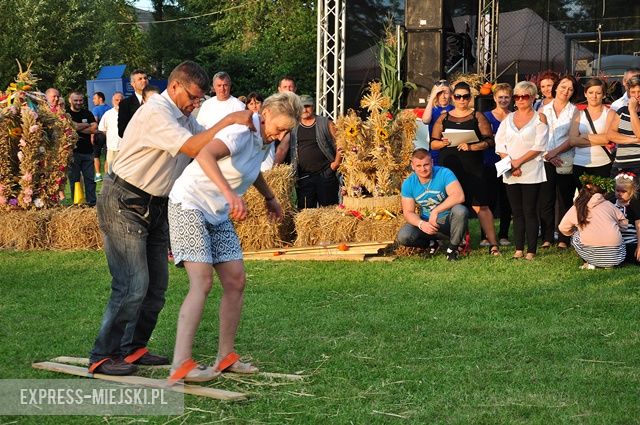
[48,206,102,250]
[233,165,296,251]
[0,209,53,249]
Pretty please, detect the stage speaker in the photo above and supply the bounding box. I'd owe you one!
[405,0,444,30]
[405,30,444,108]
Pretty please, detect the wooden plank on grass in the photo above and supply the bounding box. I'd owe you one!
[50,357,306,381]
[32,362,246,401]
[243,241,392,256]
[246,253,367,261]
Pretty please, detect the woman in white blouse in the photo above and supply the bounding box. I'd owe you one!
[569,78,615,184]
[539,75,579,249]
[495,81,549,260]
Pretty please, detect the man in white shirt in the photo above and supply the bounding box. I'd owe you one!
[98,91,124,174]
[611,67,640,112]
[196,71,246,129]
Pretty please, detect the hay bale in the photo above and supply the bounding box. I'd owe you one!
[48,206,102,250]
[294,207,359,246]
[233,165,296,250]
[354,215,406,243]
[235,212,295,251]
[0,209,54,250]
[342,195,403,215]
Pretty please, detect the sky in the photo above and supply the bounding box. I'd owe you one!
[133,0,153,11]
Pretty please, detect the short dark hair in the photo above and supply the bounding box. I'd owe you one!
[279,75,296,87]
[94,91,105,101]
[552,75,579,102]
[168,61,209,92]
[453,82,471,93]
[412,148,431,160]
[245,91,264,104]
[130,69,147,81]
[583,78,606,94]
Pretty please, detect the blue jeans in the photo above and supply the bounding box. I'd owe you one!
[90,177,169,362]
[68,152,97,205]
[396,204,469,249]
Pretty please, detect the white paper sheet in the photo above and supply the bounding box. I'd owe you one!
[495,155,512,177]
[442,129,479,147]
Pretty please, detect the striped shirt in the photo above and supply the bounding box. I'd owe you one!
[613,198,640,244]
[613,106,640,169]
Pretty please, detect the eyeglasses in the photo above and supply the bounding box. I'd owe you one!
[179,81,206,106]
[513,94,532,101]
[434,79,450,87]
[453,93,471,100]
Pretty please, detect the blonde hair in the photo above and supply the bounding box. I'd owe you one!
[493,83,512,96]
[514,81,538,98]
[261,92,303,127]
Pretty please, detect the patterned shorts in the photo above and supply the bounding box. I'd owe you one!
[168,201,243,266]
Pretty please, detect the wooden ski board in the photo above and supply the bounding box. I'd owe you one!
[243,241,393,261]
[50,357,306,381]
[32,361,247,401]
[244,241,393,255]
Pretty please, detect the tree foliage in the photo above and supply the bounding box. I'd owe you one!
[0,0,149,95]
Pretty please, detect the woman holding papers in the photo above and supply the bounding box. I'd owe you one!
[495,81,549,260]
[431,81,501,255]
[538,75,579,250]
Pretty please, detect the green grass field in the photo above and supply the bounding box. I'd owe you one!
[1,244,639,424]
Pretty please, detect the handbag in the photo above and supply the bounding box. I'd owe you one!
[584,109,615,161]
[555,151,574,174]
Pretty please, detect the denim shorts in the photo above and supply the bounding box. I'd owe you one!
[168,201,242,266]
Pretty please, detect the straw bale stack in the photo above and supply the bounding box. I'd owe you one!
[0,209,54,249]
[48,206,102,250]
[233,165,296,251]
[294,207,360,246]
[354,215,405,243]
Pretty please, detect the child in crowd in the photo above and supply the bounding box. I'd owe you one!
[559,175,628,269]
[612,172,640,263]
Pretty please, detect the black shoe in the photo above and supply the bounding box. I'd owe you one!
[134,352,170,366]
[90,358,138,376]
[445,248,459,261]
[427,241,440,256]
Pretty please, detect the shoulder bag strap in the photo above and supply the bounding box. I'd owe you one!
[584,109,615,161]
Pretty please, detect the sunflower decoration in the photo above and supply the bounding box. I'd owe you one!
[0,64,77,210]
[336,81,417,199]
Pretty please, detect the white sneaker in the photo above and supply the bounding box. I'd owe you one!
[499,238,511,246]
[580,263,596,270]
[479,239,490,247]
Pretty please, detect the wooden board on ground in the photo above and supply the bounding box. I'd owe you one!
[243,241,393,261]
[50,356,306,381]
[32,362,247,401]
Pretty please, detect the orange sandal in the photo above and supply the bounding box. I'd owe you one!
[168,358,219,384]
[215,352,259,374]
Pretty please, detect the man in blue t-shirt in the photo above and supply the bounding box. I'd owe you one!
[396,148,469,260]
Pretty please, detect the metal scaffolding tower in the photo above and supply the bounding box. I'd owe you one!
[316,0,345,119]
[476,0,499,81]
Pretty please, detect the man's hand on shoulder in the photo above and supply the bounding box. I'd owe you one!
[225,110,255,131]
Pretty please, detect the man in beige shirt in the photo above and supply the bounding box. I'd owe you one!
[89,61,253,376]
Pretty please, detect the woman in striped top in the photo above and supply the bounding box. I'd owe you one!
[607,76,640,176]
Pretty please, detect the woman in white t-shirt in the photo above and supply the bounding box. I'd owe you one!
[167,92,303,383]
[569,78,616,185]
[495,81,549,260]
